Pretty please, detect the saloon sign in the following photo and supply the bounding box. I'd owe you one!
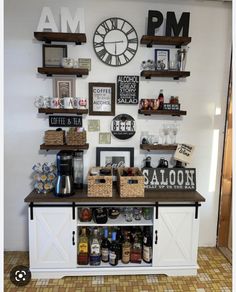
[142,168,196,191]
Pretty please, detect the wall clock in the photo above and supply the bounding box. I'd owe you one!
[93,17,138,67]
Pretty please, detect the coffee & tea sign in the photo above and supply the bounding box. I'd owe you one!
[117,75,139,104]
[142,168,196,191]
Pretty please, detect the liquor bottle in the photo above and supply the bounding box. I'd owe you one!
[143,227,152,263]
[109,231,119,266]
[122,235,131,264]
[158,89,164,110]
[101,228,110,263]
[116,227,124,260]
[77,227,89,265]
[130,235,142,263]
[90,228,101,266]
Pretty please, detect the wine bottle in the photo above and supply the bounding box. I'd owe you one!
[116,227,124,260]
[101,228,110,263]
[77,227,89,265]
[90,228,101,266]
[158,89,164,110]
[143,227,152,263]
[109,231,119,266]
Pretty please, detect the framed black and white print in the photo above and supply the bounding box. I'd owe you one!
[96,147,134,180]
[43,44,67,67]
[53,77,75,98]
[155,49,170,70]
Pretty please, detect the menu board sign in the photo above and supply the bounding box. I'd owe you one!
[117,75,139,104]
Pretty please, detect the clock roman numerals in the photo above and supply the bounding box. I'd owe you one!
[128,38,138,44]
[115,56,121,66]
[101,21,110,33]
[105,54,112,65]
[95,30,105,39]
[97,48,107,60]
[94,41,104,48]
[127,47,136,55]
[110,18,118,30]
[126,27,134,36]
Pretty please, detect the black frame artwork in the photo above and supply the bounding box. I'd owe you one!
[43,44,67,67]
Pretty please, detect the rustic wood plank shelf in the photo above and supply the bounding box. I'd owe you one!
[140,35,191,48]
[34,32,87,45]
[40,143,89,151]
[141,70,190,80]
[38,108,88,115]
[138,109,187,116]
[140,144,177,151]
[38,67,89,77]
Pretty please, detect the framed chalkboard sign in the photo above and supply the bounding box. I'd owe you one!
[117,75,139,104]
[49,115,82,127]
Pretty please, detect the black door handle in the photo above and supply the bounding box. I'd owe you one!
[72,231,75,245]
[155,230,158,244]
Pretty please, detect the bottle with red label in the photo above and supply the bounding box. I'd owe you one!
[158,89,164,110]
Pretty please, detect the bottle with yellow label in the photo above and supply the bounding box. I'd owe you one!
[77,227,89,265]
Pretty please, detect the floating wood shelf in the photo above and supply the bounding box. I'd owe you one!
[34,32,87,45]
[140,144,177,151]
[38,67,89,77]
[138,109,187,116]
[140,70,190,80]
[38,108,88,115]
[40,143,89,151]
[140,35,191,48]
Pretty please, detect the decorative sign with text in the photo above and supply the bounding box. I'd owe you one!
[111,114,136,140]
[49,115,82,127]
[163,103,180,110]
[142,168,196,191]
[174,144,195,164]
[117,75,139,104]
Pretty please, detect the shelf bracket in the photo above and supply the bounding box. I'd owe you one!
[173,77,179,80]
[75,41,81,45]
[30,203,34,220]
[147,42,153,48]
[195,202,199,219]
[45,40,51,44]
[76,74,82,77]
[46,74,53,77]
[145,76,151,80]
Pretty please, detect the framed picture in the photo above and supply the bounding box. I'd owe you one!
[89,83,115,116]
[53,77,76,98]
[99,133,111,144]
[43,44,67,67]
[96,147,134,180]
[155,49,170,70]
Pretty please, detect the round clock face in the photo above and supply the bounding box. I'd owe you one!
[93,17,138,67]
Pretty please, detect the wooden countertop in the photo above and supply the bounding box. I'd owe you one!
[24,188,205,203]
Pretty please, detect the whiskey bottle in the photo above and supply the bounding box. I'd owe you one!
[143,227,152,263]
[109,232,119,266]
[101,228,110,263]
[122,235,131,264]
[90,228,101,266]
[158,89,164,110]
[130,235,142,264]
[77,227,89,265]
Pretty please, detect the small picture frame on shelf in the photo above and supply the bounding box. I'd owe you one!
[43,44,67,67]
[53,77,75,98]
[89,82,115,116]
[155,49,170,70]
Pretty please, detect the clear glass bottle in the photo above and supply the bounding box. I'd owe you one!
[130,235,142,264]
[101,228,110,263]
[77,227,89,265]
[90,228,101,266]
[73,151,83,189]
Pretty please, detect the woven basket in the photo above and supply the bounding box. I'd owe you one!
[66,129,86,145]
[117,167,144,197]
[87,167,113,197]
[44,130,65,145]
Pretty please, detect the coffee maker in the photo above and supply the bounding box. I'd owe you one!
[55,151,74,197]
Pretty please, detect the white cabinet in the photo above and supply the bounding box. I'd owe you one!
[29,207,77,269]
[153,206,199,267]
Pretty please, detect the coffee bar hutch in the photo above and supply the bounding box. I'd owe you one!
[25,19,205,279]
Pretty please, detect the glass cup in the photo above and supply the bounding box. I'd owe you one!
[133,207,142,220]
[124,207,133,222]
[169,60,178,70]
[143,208,152,220]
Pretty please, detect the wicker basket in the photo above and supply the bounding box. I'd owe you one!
[66,129,86,145]
[44,130,65,145]
[117,167,144,197]
[87,167,113,197]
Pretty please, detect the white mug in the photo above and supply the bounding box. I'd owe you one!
[34,96,50,108]
[50,97,62,109]
[61,97,74,109]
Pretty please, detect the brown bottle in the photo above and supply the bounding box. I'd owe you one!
[77,227,89,265]
[122,235,131,264]
[158,89,164,110]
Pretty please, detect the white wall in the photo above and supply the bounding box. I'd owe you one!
[4,0,231,250]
